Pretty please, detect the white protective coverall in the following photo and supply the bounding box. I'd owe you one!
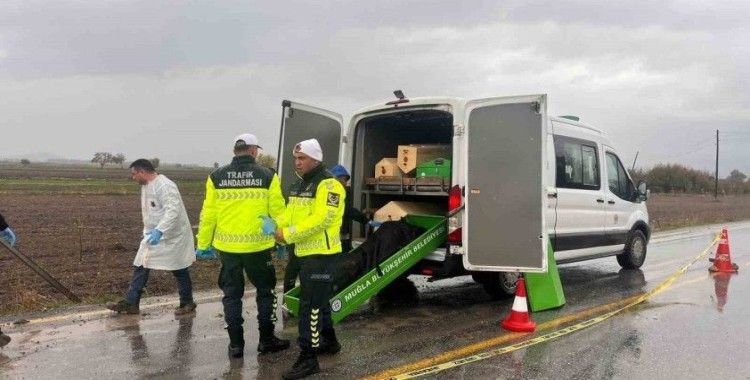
[133,174,196,270]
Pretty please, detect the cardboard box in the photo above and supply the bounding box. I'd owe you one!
[375,158,400,178]
[397,144,451,174]
[373,201,443,222]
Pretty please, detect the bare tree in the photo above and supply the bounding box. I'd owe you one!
[150,157,160,169]
[727,169,747,183]
[91,152,114,168]
[213,162,219,169]
[112,153,126,168]
[257,153,277,169]
[20,158,31,166]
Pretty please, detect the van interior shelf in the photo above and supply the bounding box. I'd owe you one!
[364,176,450,195]
[362,189,448,197]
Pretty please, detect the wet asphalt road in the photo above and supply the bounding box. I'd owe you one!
[1,222,749,379]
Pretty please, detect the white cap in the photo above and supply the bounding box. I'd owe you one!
[234,133,262,149]
[294,139,323,162]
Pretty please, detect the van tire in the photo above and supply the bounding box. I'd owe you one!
[617,230,647,269]
[471,272,518,300]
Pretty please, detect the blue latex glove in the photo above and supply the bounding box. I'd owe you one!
[0,227,16,247]
[259,216,277,236]
[146,229,163,245]
[195,248,216,260]
[368,220,383,228]
[275,244,286,260]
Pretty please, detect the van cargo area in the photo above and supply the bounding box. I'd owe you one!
[279,94,572,306]
[350,108,454,240]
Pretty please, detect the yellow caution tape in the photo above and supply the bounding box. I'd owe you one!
[374,234,720,380]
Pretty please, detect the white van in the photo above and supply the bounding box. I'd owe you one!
[276,93,650,298]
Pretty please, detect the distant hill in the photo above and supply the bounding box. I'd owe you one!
[0,152,76,162]
[0,155,210,169]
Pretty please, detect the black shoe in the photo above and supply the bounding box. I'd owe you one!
[174,302,196,316]
[227,326,244,358]
[315,328,340,355]
[282,350,319,380]
[0,331,10,348]
[257,335,290,354]
[228,344,244,358]
[106,300,140,314]
[227,325,244,357]
[315,338,341,355]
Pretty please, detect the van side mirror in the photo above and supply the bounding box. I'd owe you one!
[637,181,649,202]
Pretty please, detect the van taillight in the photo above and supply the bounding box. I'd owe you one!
[449,185,461,212]
[447,228,462,244]
[448,185,462,244]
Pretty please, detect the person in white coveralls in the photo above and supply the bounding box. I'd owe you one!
[106,159,197,316]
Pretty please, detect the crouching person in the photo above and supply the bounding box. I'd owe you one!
[0,211,15,347]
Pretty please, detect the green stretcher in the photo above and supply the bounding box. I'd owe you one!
[282,214,447,323]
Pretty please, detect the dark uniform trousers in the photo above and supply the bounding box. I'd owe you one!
[341,236,353,254]
[218,249,278,336]
[282,245,300,294]
[298,254,338,349]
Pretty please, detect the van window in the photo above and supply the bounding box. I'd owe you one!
[554,136,600,190]
[606,152,634,200]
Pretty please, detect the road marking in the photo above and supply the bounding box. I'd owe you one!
[366,235,720,380]
[361,294,644,380]
[653,256,747,291]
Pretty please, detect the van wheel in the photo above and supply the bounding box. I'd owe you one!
[617,230,647,269]
[471,272,518,300]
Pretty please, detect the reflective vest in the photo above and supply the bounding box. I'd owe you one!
[196,155,286,254]
[280,165,345,256]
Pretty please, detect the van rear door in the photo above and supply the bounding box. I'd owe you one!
[277,100,344,195]
[462,95,548,272]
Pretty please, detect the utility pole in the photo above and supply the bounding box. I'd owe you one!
[715,129,719,199]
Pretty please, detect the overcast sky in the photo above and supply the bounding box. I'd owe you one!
[1,0,749,175]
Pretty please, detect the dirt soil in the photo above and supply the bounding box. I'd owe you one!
[647,193,750,230]
[0,193,221,315]
[1,191,749,315]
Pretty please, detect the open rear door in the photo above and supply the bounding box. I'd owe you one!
[462,94,548,272]
[277,100,344,195]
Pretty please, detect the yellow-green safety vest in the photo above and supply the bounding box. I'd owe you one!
[196,155,286,254]
[279,165,345,256]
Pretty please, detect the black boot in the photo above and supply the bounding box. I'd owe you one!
[105,300,140,314]
[257,328,290,354]
[282,349,319,379]
[315,328,341,355]
[0,328,10,348]
[227,326,245,358]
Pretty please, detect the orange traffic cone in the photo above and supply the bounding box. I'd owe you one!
[501,277,537,332]
[709,228,739,273]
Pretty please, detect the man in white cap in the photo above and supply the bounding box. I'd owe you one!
[195,133,290,358]
[274,138,346,379]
